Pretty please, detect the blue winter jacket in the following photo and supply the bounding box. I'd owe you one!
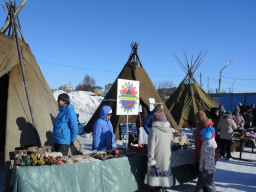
[92,105,115,151]
[53,103,78,145]
[143,109,168,135]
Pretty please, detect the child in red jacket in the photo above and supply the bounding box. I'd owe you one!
[194,111,217,192]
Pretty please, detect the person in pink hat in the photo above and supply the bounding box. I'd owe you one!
[144,111,173,192]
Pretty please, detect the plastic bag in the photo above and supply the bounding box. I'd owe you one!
[138,127,148,144]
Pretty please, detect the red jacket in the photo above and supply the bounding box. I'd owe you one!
[195,122,218,163]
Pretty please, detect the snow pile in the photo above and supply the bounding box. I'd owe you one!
[53,90,103,124]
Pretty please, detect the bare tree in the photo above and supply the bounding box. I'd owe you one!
[76,74,96,91]
[157,80,175,101]
[158,80,173,90]
[83,74,96,87]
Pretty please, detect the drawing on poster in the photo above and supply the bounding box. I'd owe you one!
[117,79,139,115]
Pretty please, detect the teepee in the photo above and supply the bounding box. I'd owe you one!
[165,50,217,128]
[84,42,179,138]
[0,0,58,178]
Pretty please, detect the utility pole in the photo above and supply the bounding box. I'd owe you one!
[232,78,238,93]
[219,58,235,93]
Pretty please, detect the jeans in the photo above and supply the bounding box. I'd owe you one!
[195,171,216,192]
[54,143,69,156]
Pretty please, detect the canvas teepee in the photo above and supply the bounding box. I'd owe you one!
[0,0,58,175]
[165,50,217,128]
[84,42,179,138]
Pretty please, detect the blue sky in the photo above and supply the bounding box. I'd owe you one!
[1,0,256,93]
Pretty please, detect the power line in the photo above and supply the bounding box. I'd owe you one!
[222,75,256,80]
[38,60,183,78]
[198,74,256,90]
[37,60,256,90]
[37,61,119,73]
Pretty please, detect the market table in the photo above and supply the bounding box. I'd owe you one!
[233,136,255,162]
[10,149,198,192]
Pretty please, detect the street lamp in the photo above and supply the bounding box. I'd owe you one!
[218,58,235,93]
[232,78,238,93]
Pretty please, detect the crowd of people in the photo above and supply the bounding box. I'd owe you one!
[52,93,255,192]
[194,103,256,192]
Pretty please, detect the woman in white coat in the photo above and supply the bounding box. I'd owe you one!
[144,111,173,191]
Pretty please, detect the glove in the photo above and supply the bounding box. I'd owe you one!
[70,142,74,146]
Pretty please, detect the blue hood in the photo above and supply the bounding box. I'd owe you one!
[200,126,215,140]
[92,105,115,151]
[100,105,112,119]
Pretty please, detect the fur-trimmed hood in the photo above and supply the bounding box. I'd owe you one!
[152,121,172,133]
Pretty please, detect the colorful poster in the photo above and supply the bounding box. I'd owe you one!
[116,79,140,115]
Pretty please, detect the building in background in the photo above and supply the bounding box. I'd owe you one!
[105,84,113,92]
[59,85,73,92]
[101,83,113,96]
[208,93,256,112]
[94,86,104,96]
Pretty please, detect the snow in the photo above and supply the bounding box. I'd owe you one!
[172,129,256,192]
[53,90,104,124]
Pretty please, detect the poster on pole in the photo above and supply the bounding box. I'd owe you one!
[149,98,155,111]
[116,79,140,115]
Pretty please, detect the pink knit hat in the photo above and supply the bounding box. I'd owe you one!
[152,111,166,122]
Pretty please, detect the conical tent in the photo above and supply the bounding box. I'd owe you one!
[0,0,58,179]
[165,50,217,128]
[84,42,179,138]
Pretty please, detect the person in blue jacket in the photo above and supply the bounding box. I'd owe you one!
[143,104,167,135]
[92,105,115,151]
[53,93,78,156]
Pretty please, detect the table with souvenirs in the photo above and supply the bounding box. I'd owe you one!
[232,128,256,161]
[10,132,198,192]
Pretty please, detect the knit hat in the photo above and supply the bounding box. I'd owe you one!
[58,93,70,103]
[195,111,212,127]
[152,111,166,122]
[200,126,215,140]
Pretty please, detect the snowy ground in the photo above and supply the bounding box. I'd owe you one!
[168,148,256,192]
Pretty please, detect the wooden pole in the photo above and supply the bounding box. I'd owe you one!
[10,6,41,147]
[126,114,128,148]
[200,72,202,87]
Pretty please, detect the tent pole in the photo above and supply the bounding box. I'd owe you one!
[10,7,41,147]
